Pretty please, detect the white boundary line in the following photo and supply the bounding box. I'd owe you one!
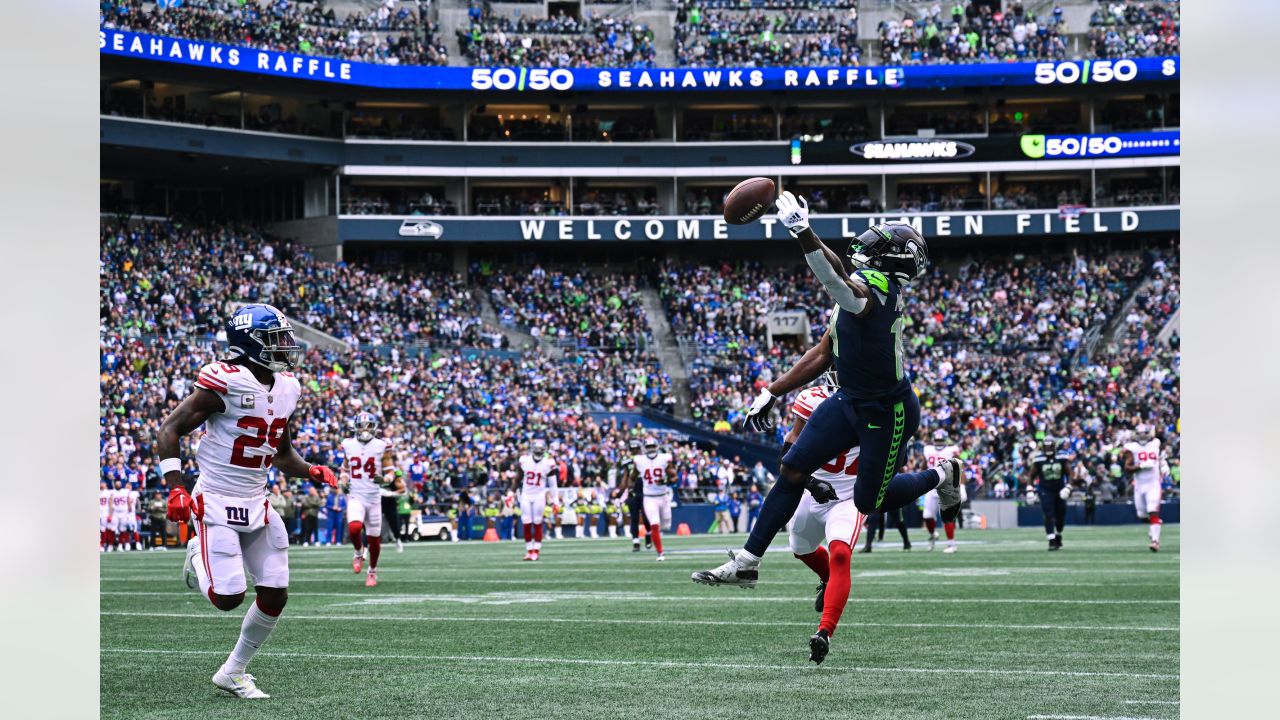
[1027,715,1166,720]
[1123,700,1179,704]
[100,610,1179,633]
[98,647,1179,680]
[96,576,1174,588]
[97,591,1177,605]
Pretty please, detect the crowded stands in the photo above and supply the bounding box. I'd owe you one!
[674,1,860,67]
[457,6,656,68]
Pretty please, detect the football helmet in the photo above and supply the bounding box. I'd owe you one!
[225,304,302,373]
[644,438,660,459]
[848,222,929,286]
[352,412,378,443]
[627,439,642,454]
[932,428,949,444]
[531,439,547,460]
[1135,424,1154,443]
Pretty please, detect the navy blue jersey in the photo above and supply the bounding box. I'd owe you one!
[1031,452,1072,489]
[827,268,911,401]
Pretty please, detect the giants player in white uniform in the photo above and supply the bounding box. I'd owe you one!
[921,429,963,553]
[159,305,337,699]
[341,412,400,586]
[1123,424,1166,552]
[109,480,133,551]
[784,377,868,665]
[124,483,142,550]
[516,439,556,560]
[635,438,675,562]
[99,481,113,551]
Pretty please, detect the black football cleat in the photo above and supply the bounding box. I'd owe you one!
[903,540,912,552]
[808,631,830,665]
[814,581,827,612]
[857,545,872,554]
[632,541,641,553]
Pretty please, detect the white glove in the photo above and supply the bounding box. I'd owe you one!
[775,191,810,235]
[1058,486,1071,500]
[742,388,779,433]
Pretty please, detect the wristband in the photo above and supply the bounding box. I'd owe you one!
[159,458,183,476]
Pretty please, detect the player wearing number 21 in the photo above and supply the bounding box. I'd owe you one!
[157,304,338,700]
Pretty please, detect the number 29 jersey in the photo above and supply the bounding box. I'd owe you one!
[192,362,302,498]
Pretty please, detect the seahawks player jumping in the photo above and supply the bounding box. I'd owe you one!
[693,193,963,591]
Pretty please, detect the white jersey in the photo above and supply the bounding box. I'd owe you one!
[110,488,131,515]
[793,387,860,499]
[127,488,140,513]
[634,452,674,496]
[924,444,960,466]
[99,489,113,517]
[192,362,303,498]
[1124,438,1162,488]
[519,455,558,496]
[341,437,395,500]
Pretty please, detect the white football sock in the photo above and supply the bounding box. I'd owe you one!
[1151,523,1162,543]
[736,549,761,566]
[222,602,279,674]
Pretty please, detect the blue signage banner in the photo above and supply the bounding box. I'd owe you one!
[1020,131,1180,159]
[100,28,1180,93]
[339,208,1179,243]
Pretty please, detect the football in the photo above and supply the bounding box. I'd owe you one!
[723,176,776,225]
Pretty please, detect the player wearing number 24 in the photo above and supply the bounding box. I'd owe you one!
[157,304,336,700]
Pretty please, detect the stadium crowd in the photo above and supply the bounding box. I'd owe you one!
[100,0,449,66]
[457,6,657,68]
[674,1,860,67]
[876,2,1069,65]
[100,217,1178,543]
[1087,0,1180,59]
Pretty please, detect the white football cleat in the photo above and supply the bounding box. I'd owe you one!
[396,539,404,553]
[943,544,957,554]
[99,545,105,553]
[691,550,759,588]
[212,669,270,699]
[352,552,363,574]
[183,537,200,590]
[656,553,666,562]
[935,458,964,522]
[365,569,378,587]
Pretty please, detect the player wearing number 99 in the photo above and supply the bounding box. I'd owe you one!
[341,412,399,587]
[157,304,337,700]
[694,193,963,591]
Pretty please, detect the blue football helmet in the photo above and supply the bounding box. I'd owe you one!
[225,304,302,373]
[352,412,379,443]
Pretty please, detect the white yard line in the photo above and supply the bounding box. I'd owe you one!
[100,610,1179,633]
[96,575,1174,589]
[99,647,1179,680]
[97,590,1177,605]
[1123,700,1179,705]
[1027,715,1166,720]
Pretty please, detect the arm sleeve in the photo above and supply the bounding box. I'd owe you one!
[804,250,868,314]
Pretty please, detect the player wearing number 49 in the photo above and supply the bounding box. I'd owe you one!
[635,438,677,562]
[693,192,963,590]
[341,412,400,587]
[157,304,338,700]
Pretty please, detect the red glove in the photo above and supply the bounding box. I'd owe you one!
[167,487,194,522]
[309,465,337,487]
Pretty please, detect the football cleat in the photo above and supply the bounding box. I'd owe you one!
[903,540,912,551]
[212,670,270,699]
[352,553,363,574]
[690,550,758,589]
[928,531,937,551]
[936,458,964,522]
[99,545,105,553]
[632,540,641,553]
[857,545,872,554]
[645,539,653,550]
[396,539,404,553]
[808,631,831,665]
[183,537,200,590]
[531,550,540,561]
[814,581,827,613]
[1149,541,1160,553]
[656,553,666,562]
[523,552,534,561]
[365,570,377,587]
[943,545,957,554]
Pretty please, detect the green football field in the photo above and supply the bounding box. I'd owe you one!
[101,525,1179,720]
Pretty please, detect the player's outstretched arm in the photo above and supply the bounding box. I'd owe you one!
[773,191,871,316]
[743,331,833,433]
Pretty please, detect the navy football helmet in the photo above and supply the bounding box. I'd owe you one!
[849,222,929,286]
[352,412,378,443]
[225,304,302,373]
